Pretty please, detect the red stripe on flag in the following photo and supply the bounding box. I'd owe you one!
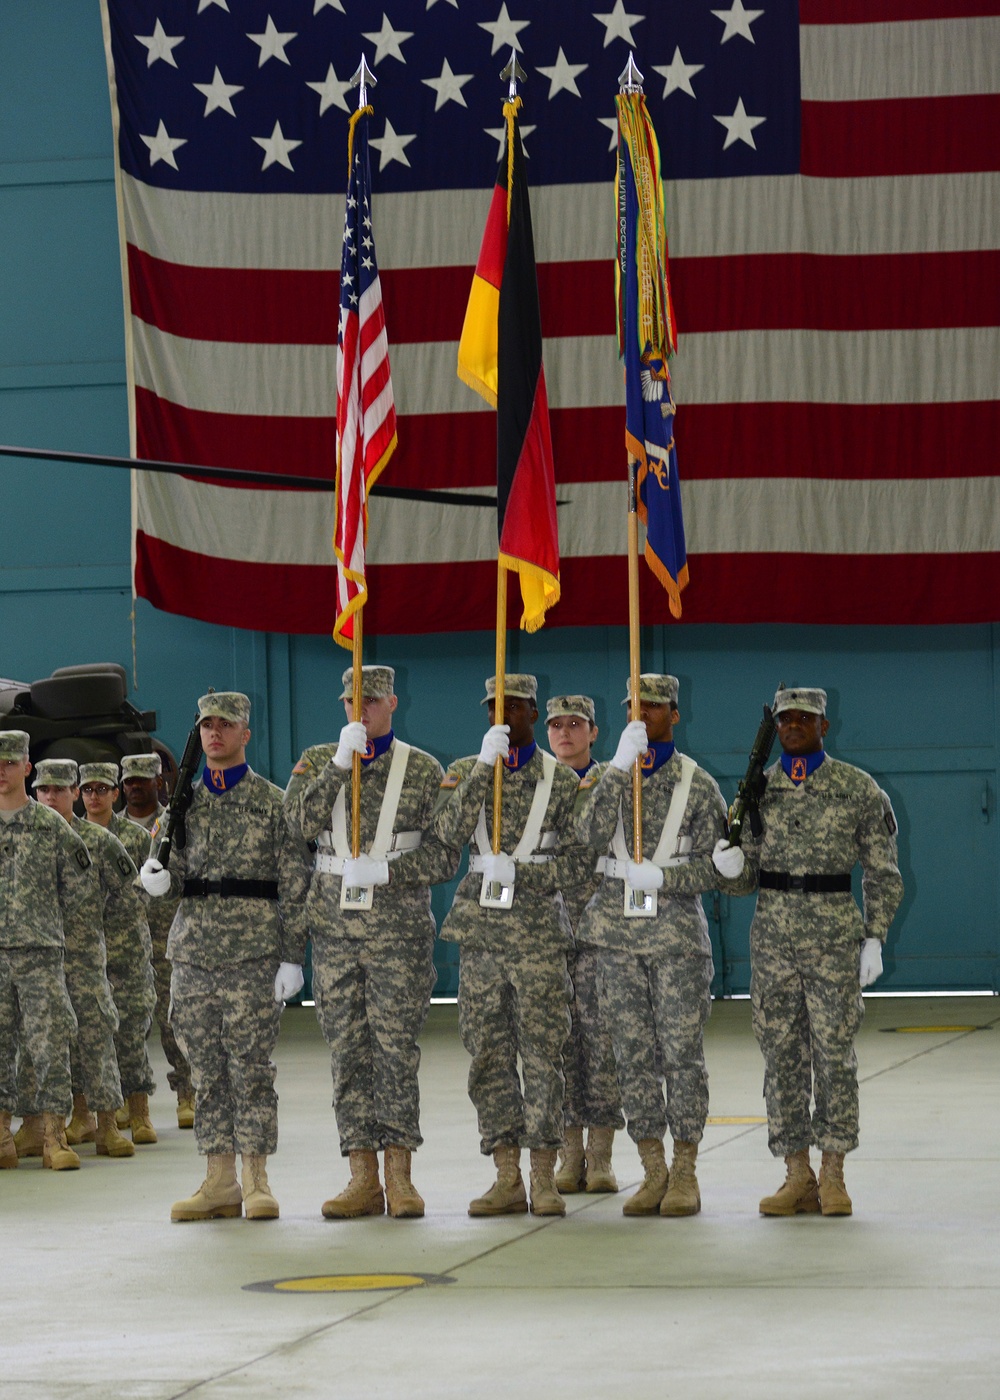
[802,95,1000,177]
[800,0,999,22]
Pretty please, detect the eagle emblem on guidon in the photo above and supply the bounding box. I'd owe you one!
[639,345,670,404]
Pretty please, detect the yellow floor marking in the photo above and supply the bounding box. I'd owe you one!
[882,1025,985,1034]
[706,1116,767,1124]
[274,1274,431,1293]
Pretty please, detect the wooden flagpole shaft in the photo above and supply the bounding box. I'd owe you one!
[627,458,643,863]
[492,563,507,855]
[351,611,364,860]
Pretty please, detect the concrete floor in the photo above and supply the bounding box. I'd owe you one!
[3,994,999,1399]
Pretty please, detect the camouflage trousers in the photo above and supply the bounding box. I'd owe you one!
[65,940,123,1113]
[170,959,282,1156]
[1,947,76,1116]
[150,913,192,1096]
[312,932,436,1154]
[107,960,156,1098]
[458,944,570,1155]
[597,949,713,1145]
[751,932,865,1156]
[562,947,624,1130]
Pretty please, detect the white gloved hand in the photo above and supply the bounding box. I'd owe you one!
[140,858,171,897]
[859,938,883,988]
[626,859,664,892]
[477,724,510,766]
[480,852,516,886]
[274,962,305,1003]
[712,838,745,879]
[610,720,649,772]
[333,721,369,770]
[342,854,390,888]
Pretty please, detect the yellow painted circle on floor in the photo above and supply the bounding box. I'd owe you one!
[275,1274,429,1293]
[706,1116,767,1124]
[882,1025,985,1034]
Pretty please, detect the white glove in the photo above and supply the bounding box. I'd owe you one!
[478,724,510,766]
[480,852,516,886]
[140,858,171,897]
[610,720,649,771]
[342,854,390,888]
[859,938,883,988]
[333,721,369,770]
[712,838,745,879]
[274,962,305,1003]
[626,859,663,892]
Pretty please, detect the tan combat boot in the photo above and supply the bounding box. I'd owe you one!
[176,1093,195,1130]
[322,1150,384,1219]
[96,1111,135,1158]
[555,1125,586,1194]
[171,1154,243,1221]
[585,1127,619,1193]
[818,1150,853,1216]
[242,1155,280,1220]
[622,1138,669,1216]
[468,1143,528,1217]
[115,1105,130,1129]
[1,1111,18,1169]
[128,1092,158,1145]
[65,1093,97,1146]
[384,1145,425,1218]
[529,1149,566,1217]
[759,1149,821,1216]
[41,1112,81,1171]
[660,1140,701,1216]
[14,1114,45,1158]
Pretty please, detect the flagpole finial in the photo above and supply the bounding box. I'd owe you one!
[618,54,644,93]
[350,54,377,108]
[500,48,526,102]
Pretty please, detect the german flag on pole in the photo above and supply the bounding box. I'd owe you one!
[458,99,560,633]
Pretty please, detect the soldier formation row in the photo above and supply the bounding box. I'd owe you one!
[0,669,903,1223]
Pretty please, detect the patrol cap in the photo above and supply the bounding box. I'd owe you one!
[121,752,162,781]
[0,730,30,761]
[339,665,395,701]
[198,691,251,725]
[32,758,79,789]
[79,762,119,789]
[546,695,596,724]
[773,686,827,717]
[482,674,538,705]
[621,674,679,707]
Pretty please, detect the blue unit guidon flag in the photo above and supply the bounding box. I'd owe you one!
[100,0,1000,634]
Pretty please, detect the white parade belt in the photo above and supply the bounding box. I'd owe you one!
[313,830,421,877]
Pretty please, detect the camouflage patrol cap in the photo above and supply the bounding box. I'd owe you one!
[121,752,162,780]
[0,730,30,761]
[621,673,680,707]
[198,691,251,724]
[481,674,538,705]
[546,695,596,724]
[79,762,119,789]
[32,758,79,789]
[339,665,396,701]
[773,686,827,716]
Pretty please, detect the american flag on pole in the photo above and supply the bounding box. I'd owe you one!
[333,106,397,649]
[101,0,1000,633]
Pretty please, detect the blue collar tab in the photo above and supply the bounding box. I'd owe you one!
[362,731,394,766]
[639,740,675,779]
[781,750,826,784]
[504,741,537,772]
[203,762,248,794]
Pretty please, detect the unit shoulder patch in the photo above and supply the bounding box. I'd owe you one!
[75,848,92,872]
[440,772,461,790]
[884,810,898,836]
[578,770,599,790]
[117,854,134,879]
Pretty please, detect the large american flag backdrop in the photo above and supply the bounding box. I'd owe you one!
[101,0,1000,634]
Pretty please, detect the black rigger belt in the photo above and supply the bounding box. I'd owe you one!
[758,871,852,893]
[182,878,279,899]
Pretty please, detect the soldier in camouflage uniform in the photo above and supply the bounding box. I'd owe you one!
[120,752,193,1128]
[141,692,311,1222]
[79,761,158,1145]
[284,665,458,1220]
[545,694,624,1196]
[713,686,903,1217]
[22,759,131,1160]
[434,674,590,1218]
[0,733,83,1171]
[575,675,728,1218]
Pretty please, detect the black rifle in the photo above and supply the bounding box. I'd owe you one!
[727,693,781,846]
[155,706,204,868]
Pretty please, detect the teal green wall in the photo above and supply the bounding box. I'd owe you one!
[2,3,998,994]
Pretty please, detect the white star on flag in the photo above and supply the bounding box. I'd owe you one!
[197,0,229,12]
[478,4,530,56]
[714,96,766,148]
[306,63,352,115]
[369,118,416,170]
[484,122,535,159]
[252,119,302,170]
[422,57,474,110]
[597,115,618,151]
[427,0,459,7]
[314,0,345,11]
[711,0,765,44]
[592,1,644,47]
[247,16,297,66]
[193,68,244,117]
[135,19,184,68]
[361,14,414,64]
[653,47,704,99]
[537,48,588,99]
[140,120,187,169]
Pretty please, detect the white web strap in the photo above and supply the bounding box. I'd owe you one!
[327,740,413,859]
[602,753,697,876]
[472,749,558,863]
